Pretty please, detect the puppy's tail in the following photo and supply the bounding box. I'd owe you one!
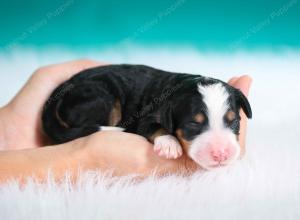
[42,82,101,144]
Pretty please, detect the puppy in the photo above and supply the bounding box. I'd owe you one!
[42,64,252,169]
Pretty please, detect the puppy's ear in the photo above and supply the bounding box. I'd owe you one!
[235,89,252,119]
[160,102,174,134]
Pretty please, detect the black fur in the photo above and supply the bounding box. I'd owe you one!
[42,64,252,144]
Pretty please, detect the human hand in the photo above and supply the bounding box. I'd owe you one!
[0,59,103,150]
[0,67,251,180]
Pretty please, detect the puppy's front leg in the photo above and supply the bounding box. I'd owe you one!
[149,129,183,159]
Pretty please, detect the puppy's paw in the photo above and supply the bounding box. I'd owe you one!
[153,135,183,159]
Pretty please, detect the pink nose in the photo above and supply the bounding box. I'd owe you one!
[210,148,230,162]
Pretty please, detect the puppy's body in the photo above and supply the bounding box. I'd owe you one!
[43,64,252,169]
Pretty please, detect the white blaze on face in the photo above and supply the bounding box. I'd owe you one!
[188,83,240,169]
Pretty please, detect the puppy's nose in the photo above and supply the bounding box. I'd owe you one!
[210,148,230,162]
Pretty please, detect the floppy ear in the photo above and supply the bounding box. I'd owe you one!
[235,89,252,119]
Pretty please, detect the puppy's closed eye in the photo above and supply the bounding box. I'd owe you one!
[183,117,208,140]
[186,121,202,129]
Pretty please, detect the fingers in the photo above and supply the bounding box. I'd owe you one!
[227,77,239,85]
[50,59,104,78]
[231,75,252,97]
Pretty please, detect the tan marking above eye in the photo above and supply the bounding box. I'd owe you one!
[194,113,205,123]
[226,110,236,122]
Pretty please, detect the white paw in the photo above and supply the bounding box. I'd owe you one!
[153,135,183,159]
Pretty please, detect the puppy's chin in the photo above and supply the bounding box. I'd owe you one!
[193,157,239,170]
[187,130,241,170]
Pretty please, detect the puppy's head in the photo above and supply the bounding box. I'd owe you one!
[172,79,252,169]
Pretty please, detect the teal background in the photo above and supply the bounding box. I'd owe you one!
[1,0,299,50]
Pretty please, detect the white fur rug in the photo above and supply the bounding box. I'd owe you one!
[0,47,300,220]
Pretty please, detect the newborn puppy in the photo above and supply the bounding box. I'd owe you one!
[42,64,252,169]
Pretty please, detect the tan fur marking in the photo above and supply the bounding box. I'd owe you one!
[194,113,205,123]
[109,100,122,126]
[176,129,191,152]
[226,110,236,122]
[149,128,168,143]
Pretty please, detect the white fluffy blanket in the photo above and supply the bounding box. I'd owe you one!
[0,47,300,220]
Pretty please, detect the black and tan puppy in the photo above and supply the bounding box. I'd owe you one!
[42,64,252,169]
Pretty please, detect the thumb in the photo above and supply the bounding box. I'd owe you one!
[232,75,252,97]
